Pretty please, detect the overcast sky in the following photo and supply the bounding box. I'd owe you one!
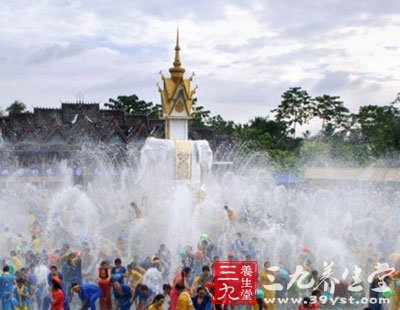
[1,0,399,125]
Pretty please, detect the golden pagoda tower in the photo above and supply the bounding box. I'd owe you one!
[158,29,196,140]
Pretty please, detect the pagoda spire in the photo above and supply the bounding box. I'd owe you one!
[174,28,181,67]
[159,29,195,140]
[169,28,185,79]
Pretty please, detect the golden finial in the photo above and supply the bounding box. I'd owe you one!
[174,28,181,67]
[169,28,185,79]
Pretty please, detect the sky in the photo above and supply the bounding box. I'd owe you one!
[0,0,399,126]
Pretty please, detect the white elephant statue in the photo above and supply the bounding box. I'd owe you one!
[137,137,213,185]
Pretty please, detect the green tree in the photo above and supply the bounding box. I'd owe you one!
[312,95,350,135]
[272,87,313,137]
[355,105,400,156]
[105,94,161,119]
[190,98,211,129]
[236,116,302,156]
[248,116,289,138]
[6,100,26,114]
[206,114,236,135]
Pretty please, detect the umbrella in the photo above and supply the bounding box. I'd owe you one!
[273,172,301,185]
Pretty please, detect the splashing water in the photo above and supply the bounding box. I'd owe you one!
[0,137,399,293]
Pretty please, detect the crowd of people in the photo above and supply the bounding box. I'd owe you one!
[0,226,400,310]
[0,198,399,310]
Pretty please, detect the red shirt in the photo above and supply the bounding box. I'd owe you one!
[99,267,109,279]
[51,289,64,310]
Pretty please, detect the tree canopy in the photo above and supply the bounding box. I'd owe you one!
[313,95,349,135]
[272,87,313,137]
[11,89,400,168]
[104,90,400,167]
[6,100,26,114]
[104,94,161,119]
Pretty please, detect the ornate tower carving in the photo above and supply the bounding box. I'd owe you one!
[158,29,196,140]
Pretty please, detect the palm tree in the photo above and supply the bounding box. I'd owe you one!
[6,100,26,114]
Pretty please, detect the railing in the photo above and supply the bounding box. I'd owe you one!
[304,167,400,182]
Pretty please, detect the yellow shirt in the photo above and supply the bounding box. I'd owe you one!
[259,269,276,300]
[148,304,162,310]
[129,269,143,288]
[12,256,24,270]
[32,239,41,253]
[227,209,237,221]
[176,292,193,310]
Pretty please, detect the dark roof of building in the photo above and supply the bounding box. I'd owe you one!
[0,103,164,144]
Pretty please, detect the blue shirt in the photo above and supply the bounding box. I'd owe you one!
[28,274,37,287]
[63,260,82,285]
[369,282,383,310]
[192,294,211,310]
[13,285,30,307]
[114,284,132,310]
[79,284,101,302]
[0,273,14,297]
[133,286,155,304]
[111,266,127,284]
